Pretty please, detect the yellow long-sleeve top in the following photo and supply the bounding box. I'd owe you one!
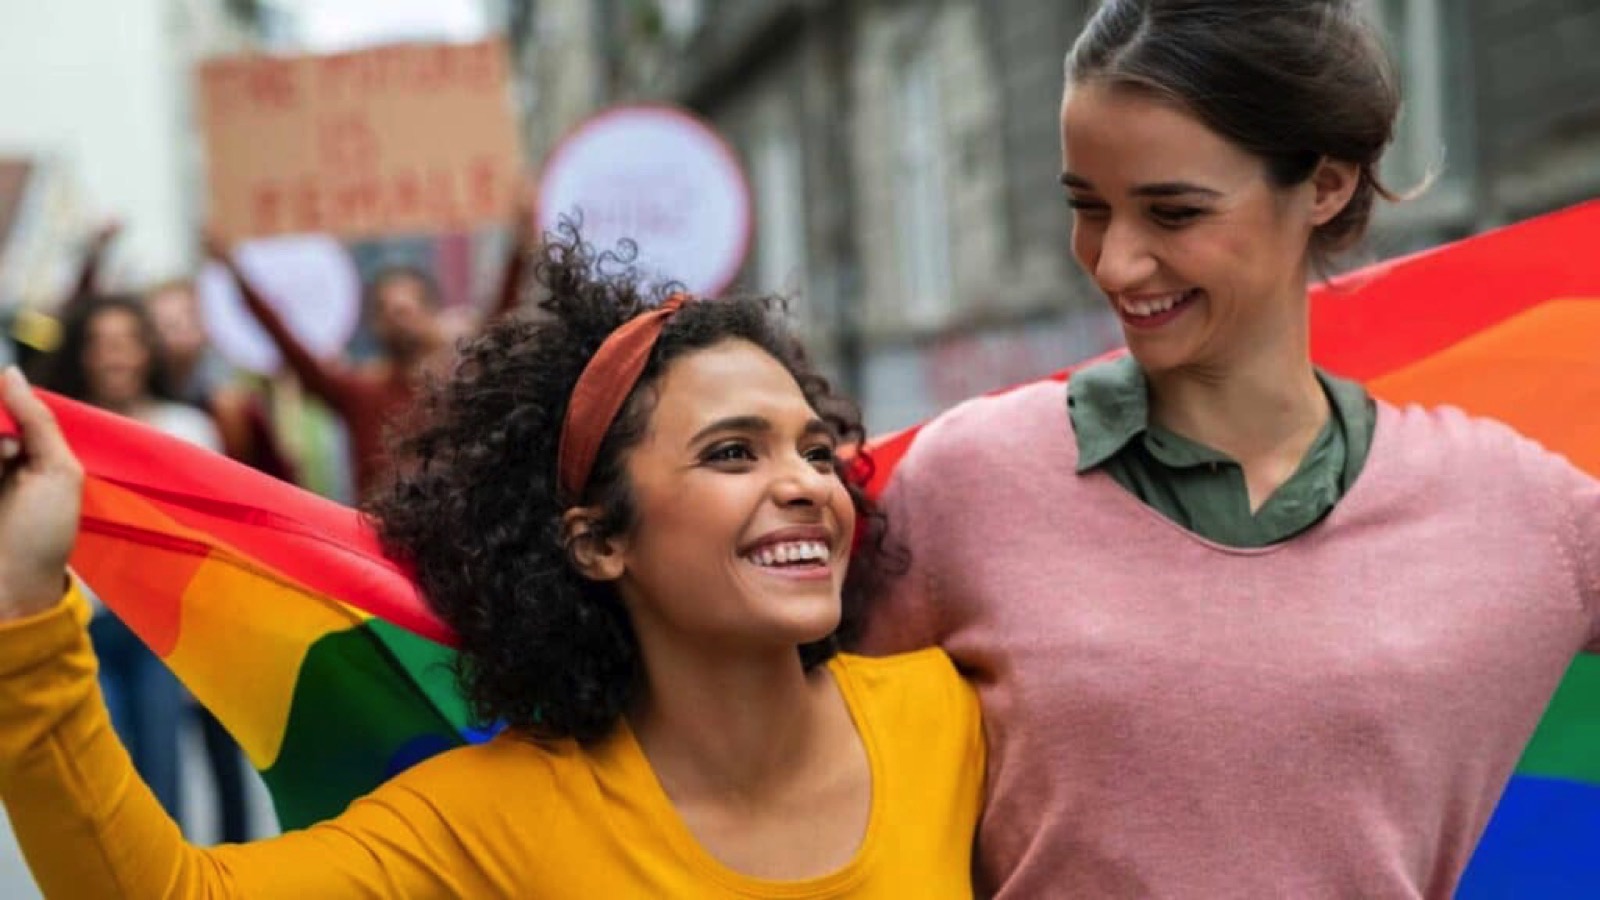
[0,585,985,898]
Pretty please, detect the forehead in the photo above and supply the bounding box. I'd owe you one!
[89,307,142,336]
[148,287,196,310]
[376,275,430,306]
[647,340,812,434]
[1060,82,1256,184]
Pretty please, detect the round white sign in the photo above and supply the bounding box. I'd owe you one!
[197,235,362,375]
[537,106,753,297]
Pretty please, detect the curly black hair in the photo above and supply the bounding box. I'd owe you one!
[36,294,176,405]
[367,224,889,744]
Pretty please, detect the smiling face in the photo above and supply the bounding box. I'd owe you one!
[84,306,155,410]
[1060,80,1326,376]
[145,283,207,366]
[599,339,857,657]
[372,272,443,359]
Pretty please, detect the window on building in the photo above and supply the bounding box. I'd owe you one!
[892,45,953,328]
[751,106,810,320]
[657,0,704,42]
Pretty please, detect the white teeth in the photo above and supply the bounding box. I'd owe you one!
[1120,291,1190,318]
[745,540,830,568]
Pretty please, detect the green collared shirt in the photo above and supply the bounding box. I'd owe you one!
[1068,355,1376,548]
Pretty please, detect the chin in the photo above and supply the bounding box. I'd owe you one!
[768,602,843,649]
[1122,340,1189,377]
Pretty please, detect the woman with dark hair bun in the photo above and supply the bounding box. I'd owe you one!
[0,226,984,897]
[862,1,1600,896]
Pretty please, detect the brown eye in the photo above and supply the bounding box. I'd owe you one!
[804,445,837,468]
[1151,205,1205,227]
[704,442,756,464]
[1066,197,1110,218]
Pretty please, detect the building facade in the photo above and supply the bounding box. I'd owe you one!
[509,0,1600,431]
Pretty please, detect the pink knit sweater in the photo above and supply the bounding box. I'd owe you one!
[862,380,1600,899]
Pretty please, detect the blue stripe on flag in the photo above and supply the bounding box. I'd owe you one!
[1457,774,1600,898]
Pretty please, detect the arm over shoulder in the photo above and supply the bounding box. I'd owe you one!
[856,446,943,656]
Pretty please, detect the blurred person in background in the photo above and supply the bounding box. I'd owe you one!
[62,223,293,842]
[34,293,219,832]
[143,276,297,486]
[7,220,123,376]
[142,276,281,845]
[204,193,537,499]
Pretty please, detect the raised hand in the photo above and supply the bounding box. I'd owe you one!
[0,369,83,620]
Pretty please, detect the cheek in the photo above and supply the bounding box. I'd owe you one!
[1155,223,1248,294]
[831,484,858,542]
[635,479,744,565]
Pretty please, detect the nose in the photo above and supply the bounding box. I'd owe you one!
[1090,216,1157,295]
[770,452,836,509]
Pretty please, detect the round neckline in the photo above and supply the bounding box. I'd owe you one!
[1067,393,1399,557]
[613,656,884,897]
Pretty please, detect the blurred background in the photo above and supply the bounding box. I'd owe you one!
[2,1,1597,438]
[0,0,1595,891]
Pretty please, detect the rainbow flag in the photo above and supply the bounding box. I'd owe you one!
[45,199,1600,890]
[54,401,487,829]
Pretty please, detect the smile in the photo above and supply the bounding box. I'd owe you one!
[742,540,831,570]
[1113,288,1201,328]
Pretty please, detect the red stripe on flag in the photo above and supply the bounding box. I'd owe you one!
[1310,200,1600,380]
[43,395,451,646]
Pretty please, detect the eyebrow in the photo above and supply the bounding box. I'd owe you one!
[688,415,835,447]
[1059,172,1221,199]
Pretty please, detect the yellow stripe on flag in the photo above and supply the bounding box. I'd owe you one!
[166,556,372,769]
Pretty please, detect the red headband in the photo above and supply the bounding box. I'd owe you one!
[556,293,688,504]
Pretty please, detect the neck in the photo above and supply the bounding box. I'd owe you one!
[166,355,198,394]
[99,395,153,418]
[390,339,445,377]
[1146,299,1327,468]
[629,635,832,803]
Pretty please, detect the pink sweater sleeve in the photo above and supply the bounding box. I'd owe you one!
[1568,464,1600,653]
[856,436,947,656]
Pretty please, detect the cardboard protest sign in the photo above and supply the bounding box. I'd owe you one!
[199,40,523,240]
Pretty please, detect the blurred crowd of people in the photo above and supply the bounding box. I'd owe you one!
[6,204,535,843]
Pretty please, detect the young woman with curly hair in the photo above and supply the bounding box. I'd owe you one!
[0,229,984,898]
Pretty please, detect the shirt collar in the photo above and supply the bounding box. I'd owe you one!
[1068,353,1371,478]
[1068,354,1149,472]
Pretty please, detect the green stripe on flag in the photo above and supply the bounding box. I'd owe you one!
[368,617,473,732]
[1516,653,1600,784]
[262,621,467,828]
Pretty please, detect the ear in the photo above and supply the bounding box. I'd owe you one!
[1307,157,1361,227]
[562,507,627,582]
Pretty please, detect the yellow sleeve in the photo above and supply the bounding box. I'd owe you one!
[0,580,484,899]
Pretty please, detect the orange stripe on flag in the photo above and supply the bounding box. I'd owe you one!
[75,483,207,656]
[1370,298,1600,477]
